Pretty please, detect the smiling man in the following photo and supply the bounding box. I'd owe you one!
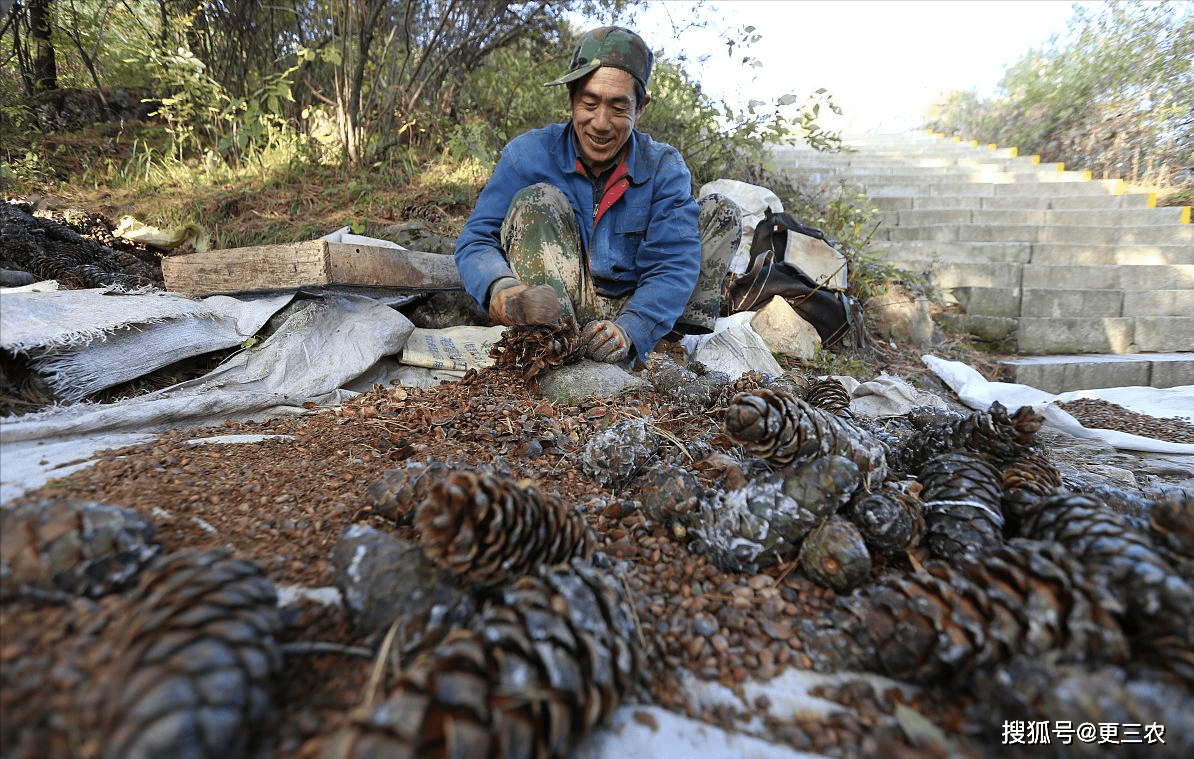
[454,26,741,364]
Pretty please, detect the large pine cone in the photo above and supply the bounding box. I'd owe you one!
[0,499,160,599]
[1149,487,1194,568]
[724,388,887,489]
[843,481,926,556]
[1019,492,1194,646]
[968,656,1194,758]
[643,355,731,409]
[84,550,282,759]
[416,469,595,587]
[324,560,640,759]
[812,539,1128,684]
[364,460,453,523]
[895,401,1043,475]
[919,452,1006,561]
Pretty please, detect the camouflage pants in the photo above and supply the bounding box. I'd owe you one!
[500,183,742,335]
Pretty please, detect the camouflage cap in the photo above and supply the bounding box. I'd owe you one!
[544,26,653,91]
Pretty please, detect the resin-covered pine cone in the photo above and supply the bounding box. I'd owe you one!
[580,417,660,490]
[894,400,1043,475]
[812,539,1128,684]
[800,517,872,593]
[0,499,160,599]
[323,560,640,759]
[416,469,595,587]
[724,388,887,489]
[843,481,926,556]
[86,550,283,759]
[919,452,1006,561]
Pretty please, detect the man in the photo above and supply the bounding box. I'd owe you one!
[454,26,741,364]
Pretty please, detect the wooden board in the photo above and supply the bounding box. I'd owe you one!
[161,240,463,296]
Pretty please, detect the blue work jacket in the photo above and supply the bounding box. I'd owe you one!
[454,121,701,358]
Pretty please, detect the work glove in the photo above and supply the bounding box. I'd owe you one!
[488,277,561,326]
[581,319,631,363]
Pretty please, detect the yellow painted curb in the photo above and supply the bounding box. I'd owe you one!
[1147,193,1157,208]
[952,136,962,142]
[969,140,979,147]
[1056,163,1065,171]
[1009,147,1018,157]
[1030,155,1040,164]
[1081,170,1093,181]
[987,143,997,150]
[1180,206,1191,224]
[1110,179,1125,195]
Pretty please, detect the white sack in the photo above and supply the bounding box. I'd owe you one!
[924,355,1194,455]
[698,179,784,275]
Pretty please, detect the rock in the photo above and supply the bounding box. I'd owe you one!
[867,282,934,348]
[750,296,821,359]
[538,359,650,403]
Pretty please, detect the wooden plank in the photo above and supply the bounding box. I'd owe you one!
[162,240,331,295]
[325,243,462,290]
[162,240,463,295]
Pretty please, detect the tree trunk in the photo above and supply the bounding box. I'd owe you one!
[29,0,57,92]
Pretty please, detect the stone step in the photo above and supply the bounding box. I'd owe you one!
[1017,316,1194,354]
[999,353,1194,392]
[1030,242,1194,265]
[889,206,1188,228]
[954,287,1194,319]
[872,193,1159,213]
[785,168,1096,185]
[876,223,1193,246]
[858,179,1127,197]
[872,240,1033,264]
[880,262,1194,293]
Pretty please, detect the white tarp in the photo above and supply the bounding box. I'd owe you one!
[924,355,1194,455]
[1,294,415,502]
[0,285,294,402]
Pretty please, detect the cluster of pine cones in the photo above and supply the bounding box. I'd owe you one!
[713,385,1192,752]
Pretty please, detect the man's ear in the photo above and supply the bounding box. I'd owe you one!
[637,92,652,117]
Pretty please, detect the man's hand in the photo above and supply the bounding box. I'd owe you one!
[488,278,561,326]
[581,319,631,363]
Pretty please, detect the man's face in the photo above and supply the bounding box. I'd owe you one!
[570,67,649,174]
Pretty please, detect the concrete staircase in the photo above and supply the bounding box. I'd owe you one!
[771,131,1194,393]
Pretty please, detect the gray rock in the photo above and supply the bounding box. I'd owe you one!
[538,359,650,403]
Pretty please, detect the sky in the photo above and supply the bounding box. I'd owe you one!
[618,0,1096,133]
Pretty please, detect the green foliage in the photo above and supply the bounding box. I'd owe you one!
[927,0,1194,189]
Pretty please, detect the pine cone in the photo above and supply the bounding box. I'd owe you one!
[643,355,729,409]
[0,499,160,599]
[724,388,887,489]
[919,452,1005,561]
[489,317,583,389]
[813,539,1128,684]
[968,656,1194,758]
[416,469,595,587]
[800,517,872,593]
[844,481,926,556]
[324,560,640,759]
[1149,488,1194,566]
[636,463,707,537]
[801,376,852,416]
[580,417,660,490]
[1001,450,1062,524]
[1019,492,1194,638]
[895,401,1043,474]
[364,460,453,523]
[688,471,830,572]
[85,550,282,759]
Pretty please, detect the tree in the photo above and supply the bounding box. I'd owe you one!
[29,0,57,91]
